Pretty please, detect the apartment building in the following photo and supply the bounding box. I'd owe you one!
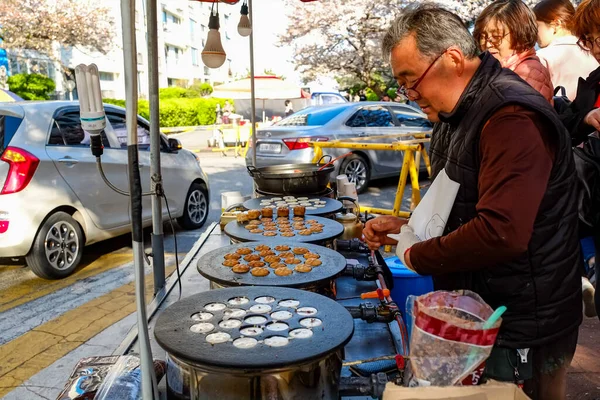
[6,0,246,100]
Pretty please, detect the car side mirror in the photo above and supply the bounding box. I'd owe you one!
[168,138,182,151]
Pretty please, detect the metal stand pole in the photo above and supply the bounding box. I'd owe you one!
[146,0,165,295]
[249,0,257,167]
[121,0,156,398]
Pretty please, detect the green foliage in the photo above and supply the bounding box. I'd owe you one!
[387,88,397,99]
[7,73,56,100]
[103,97,232,127]
[188,82,213,97]
[158,83,214,100]
[365,88,379,101]
[159,87,188,99]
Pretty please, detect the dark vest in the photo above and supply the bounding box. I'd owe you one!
[430,53,581,348]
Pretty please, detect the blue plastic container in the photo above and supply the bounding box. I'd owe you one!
[384,255,434,309]
[385,256,434,344]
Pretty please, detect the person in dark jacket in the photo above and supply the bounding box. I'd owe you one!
[558,0,600,319]
[369,5,581,399]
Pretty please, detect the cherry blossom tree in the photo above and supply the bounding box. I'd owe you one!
[280,0,581,95]
[0,0,115,58]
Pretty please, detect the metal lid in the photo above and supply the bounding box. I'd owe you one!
[154,287,354,370]
[197,241,346,288]
[335,212,358,222]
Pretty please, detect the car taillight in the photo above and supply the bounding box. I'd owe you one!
[283,137,328,151]
[0,147,40,195]
[0,212,8,234]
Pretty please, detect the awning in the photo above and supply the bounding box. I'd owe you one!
[213,76,311,100]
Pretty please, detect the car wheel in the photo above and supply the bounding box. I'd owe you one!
[341,154,370,194]
[26,211,84,280]
[177,183,209,230]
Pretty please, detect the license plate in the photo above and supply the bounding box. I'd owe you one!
[259,143,282,153]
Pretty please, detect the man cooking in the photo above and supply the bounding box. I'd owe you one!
[364,5,581,399]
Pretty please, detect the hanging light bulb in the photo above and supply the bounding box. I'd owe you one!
[237,2,252,37]
[202,4,226,69]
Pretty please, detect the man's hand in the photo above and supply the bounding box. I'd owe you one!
[584,109,600,131]
[392,225,421,271]
[363,216,407,250]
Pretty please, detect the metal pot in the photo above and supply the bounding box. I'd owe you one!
[247,157,335,195]
[165,350,344,400]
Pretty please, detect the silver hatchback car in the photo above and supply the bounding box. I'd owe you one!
[245,102,432,193]
[0,101,210,279]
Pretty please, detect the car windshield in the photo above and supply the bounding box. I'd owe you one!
[274,106,345,127]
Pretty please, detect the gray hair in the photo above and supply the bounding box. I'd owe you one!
[382,3,479,61]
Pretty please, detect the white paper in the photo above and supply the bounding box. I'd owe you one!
[406,168,460,241]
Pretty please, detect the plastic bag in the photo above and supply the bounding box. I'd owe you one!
[57,356,121,400]
[409,290,501,386]
[93,355,141,400]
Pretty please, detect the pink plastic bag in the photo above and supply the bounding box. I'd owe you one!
[409,290,502,386]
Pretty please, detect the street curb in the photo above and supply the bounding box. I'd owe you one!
[161,125,215,135]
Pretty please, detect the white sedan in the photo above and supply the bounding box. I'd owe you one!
[0,101,209,279]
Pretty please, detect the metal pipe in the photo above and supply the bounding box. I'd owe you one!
[249,0,257,167]
[145,0,165,296]
[338,374,388,399]
[120,0,156,397]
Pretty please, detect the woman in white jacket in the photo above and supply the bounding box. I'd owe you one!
[534,0,598,100]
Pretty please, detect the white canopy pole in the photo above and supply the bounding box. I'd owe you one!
[120,0,157,397]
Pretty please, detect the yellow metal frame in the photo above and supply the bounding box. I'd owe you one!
[311,134,431,251]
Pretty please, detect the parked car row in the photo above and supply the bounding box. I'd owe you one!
[245,101,432,193]
[0,101,210,279]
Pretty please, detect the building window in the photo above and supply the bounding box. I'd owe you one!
[165,45,181,64]
[162,10,181,25]
[204,66,210,75]
[201,24,206,33]
[137,53,143,65]
[137,71,143,95]
[191,48,199,66]
[99,72,116,81]
[190,18,196,39]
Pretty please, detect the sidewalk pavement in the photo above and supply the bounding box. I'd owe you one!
[568,317,600,399]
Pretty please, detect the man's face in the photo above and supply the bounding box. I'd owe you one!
[390,34,448,122]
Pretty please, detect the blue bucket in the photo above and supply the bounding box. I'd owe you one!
[385,256,434,343]
[384,256,434,309]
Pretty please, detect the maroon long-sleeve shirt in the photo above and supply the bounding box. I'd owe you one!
[410,105,556,275]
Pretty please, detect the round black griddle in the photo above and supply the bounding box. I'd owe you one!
[242,196,343,216]
[224,215,343,244]
[154,286,355,370]
[197,241,347,288]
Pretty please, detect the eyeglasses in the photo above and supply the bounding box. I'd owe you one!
[479,32,510,48]
[577,36,600,51]
[397,50,447,101]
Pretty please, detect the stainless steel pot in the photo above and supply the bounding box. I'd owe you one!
[247,157,335,195]
[166,351,344,400]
